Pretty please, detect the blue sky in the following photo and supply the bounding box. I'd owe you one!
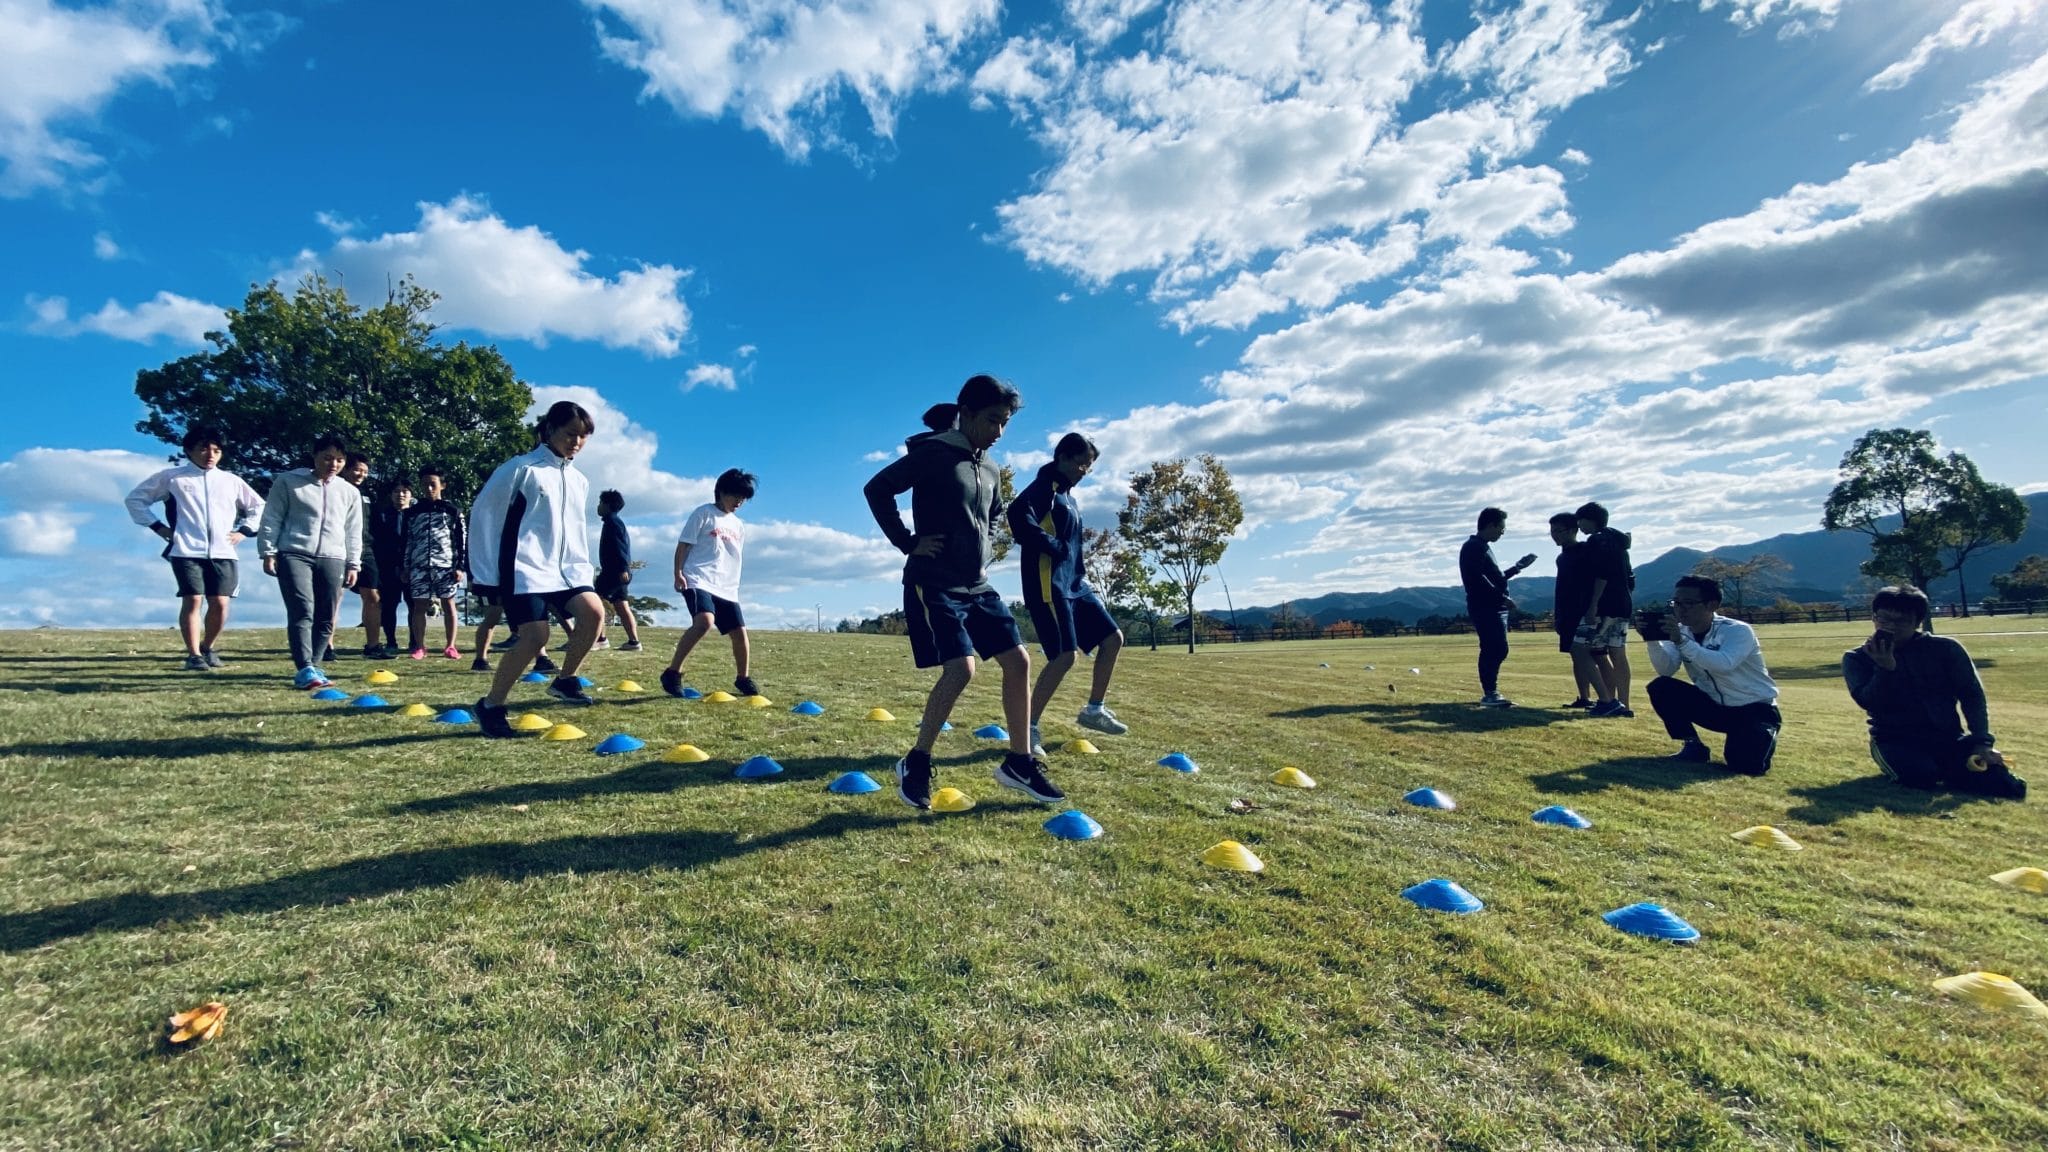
[2,0,2045,630]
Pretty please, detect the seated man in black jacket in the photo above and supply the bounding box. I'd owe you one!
[1842,585,2024,800]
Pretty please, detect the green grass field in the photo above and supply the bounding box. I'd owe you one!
[3,621,2045,1151]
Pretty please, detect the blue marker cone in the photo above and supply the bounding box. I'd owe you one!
[1603,902,1700,941]
[791,701,825,716]
[1532,805,1592,829]
[941,721,953,732]
[1401,878,1484,913]
[521,671,549,683]
[1157,752,1200,774]
[735,755,784,779]
[1043,810,1104,841]
[973,724,1008,740]
[351,694,388,709]
[433,708,475,724]
[575,676,594,689]
[594,733,645,756]
[679,686,703,699]
[311,687,350,702]
[1404,787,1456,810]
[828,771,881,794]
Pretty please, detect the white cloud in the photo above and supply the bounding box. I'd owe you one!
[0,446,165,506]
[683,363,738,391]
[970,36,1076,109]
[294,196,692,356]
[1064,0,1163,44]
[583,0,999,158]
[1865,0,2043,92]
[0,0,228,196]
[1700,0,1841,33]
[1559,147,1589,167]
[92,230,121,259]
[861,448,896,462]
[27,290,224,344]
[0,510,77,556]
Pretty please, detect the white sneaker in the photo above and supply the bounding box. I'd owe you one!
[1029,723,1047,757]
[1480,692,1514,708]
[1077,704,1128,735]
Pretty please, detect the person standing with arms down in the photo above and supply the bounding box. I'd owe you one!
[1009,432,1128,755]
[257,434,363,690]
[403,465,467,659]
[661,470,758,697]
[123,426,264,671]
[594,489,643,652]
[1459,507,1536,708]
[1546,512,1606,710]
[1576,501,1636,717]
[864,375,1064,810]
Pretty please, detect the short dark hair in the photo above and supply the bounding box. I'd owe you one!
[181,426,223,454]
[344,451,370,469]
[715,468,757,500]
[540,400,596,439]
[921,404,956,432]
[1548,512,1577,530]
[1676,574,1721,604]
[386,477,412,497]
[1574,501,1609,528]
[598,488,624,511]
[312,433,349,457]
[957,373,1023,416]
[1477,507,1506,531]
[418,464,443,482]
[1054,432,1099,464]
[1871,584,1931,624]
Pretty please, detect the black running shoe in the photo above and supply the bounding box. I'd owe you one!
[470,657,491,672]
[491,637,519,652]
[477,698,515,739]
[323,645,338,662]
[532,653,559,674]
[547,676,595,706]
[896,752,933,810]
[995,754,1065,805]
[660,668,685,698]
[735,675,761,697]
[1669,739,1711,763]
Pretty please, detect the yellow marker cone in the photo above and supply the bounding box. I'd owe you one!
[1202,840,1264,872]
[704,690,738,703]
[365,669,398,685]
[1731,825,1803,851]
[1065,738,1100,755]
[1933,971,2048,1018]
[1991,867,2048,894]
[662,744,710,763]
[614,679,643,692]
[510,713,552,732]
[167,1001,228,1046]
[542,723,587,741]
[745,695,773,708]
[866,707,896,722]
[931,787,975,812]
[399,703,434,718]
[1271,766,1317,789]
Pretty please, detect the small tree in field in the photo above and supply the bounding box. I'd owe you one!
[1690,553,1788,614]
[1989,555,2048,606]
[1118,455,1244,654]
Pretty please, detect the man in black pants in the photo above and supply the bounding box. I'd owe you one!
[1640,575,1781,775]
[1843,584,2024,800]
[1459,507,1535,707]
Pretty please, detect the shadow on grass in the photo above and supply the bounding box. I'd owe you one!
[1529,755,1729,795]
[0,810,915,951]
[7,731,467,761]
[1270,700,1570,732]
[1782,775,2001,825]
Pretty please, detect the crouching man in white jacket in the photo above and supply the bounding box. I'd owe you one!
[1639,575,1782,776]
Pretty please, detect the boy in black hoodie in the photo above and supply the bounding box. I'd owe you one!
[1009,431,1128,755]
[864,376,1064,810]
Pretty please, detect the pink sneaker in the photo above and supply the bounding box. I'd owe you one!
[409,648,426,660]
[442,646,460,659]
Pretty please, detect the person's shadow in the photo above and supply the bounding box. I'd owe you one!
[1782,775,2000,825]
[0,809,914,952]
[1528,755,1727,795]
[1270,701,1569,732]
[392,752,895,814]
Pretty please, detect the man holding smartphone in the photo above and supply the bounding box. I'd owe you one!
[1844,585,2023,800]
[1460,507,1537,708]
[1640,575,1781,774]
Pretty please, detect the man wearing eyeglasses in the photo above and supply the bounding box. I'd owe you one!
[1843,584,2024,800]
[1639,575,1781,774]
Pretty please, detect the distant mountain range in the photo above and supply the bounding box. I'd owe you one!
[1227,492,2048,627]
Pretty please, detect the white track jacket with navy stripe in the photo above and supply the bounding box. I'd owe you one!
[468,444,593,595]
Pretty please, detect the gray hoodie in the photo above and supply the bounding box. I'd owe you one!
[863,429,1003,593]
[258,468,363,569]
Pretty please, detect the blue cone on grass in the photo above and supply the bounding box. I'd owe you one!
[791,701,825,716]
[1532,805,1592,829]
[351,695,388,709]
[974,724,1008,740]
[1158,752,1199,773]
[680,686,703,700]
[1043,810,1104,840]
[433,709,475,724]
[1603,902,1699,941]
[594,733,645,756]
[735,755,784,779]
[521,671,549,684]
[1404,787,1456,810]
[1402,878,1483,913]
[827,771,881,794]
[576,676,594,689]
[311,688,350,702]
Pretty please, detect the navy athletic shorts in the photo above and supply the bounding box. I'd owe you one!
[505,587,595,629]
[170,557,237,598]
[905,584,1021,669]
[1027,591,1118,659]
[681,587,745,634]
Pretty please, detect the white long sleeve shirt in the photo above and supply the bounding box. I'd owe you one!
[1646,614,1779,707]
[124,464,263,560]
[467,444,593,594]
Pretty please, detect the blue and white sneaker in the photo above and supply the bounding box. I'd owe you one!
[294,666,332,690]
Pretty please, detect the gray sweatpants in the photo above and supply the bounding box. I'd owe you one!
[277,552,347,669]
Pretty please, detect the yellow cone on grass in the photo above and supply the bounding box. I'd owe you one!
[1933,971,2048,1018]
[510,713,552,732]
[399,703,434,718]
[1065,738,1100,755]
[745,695,773,708]
[542,723,587,741]
[931,787,975,812]
[1991,867,2048,894]
[1731,825,1803,851]
[1203,840,1264,872]
[701,690,736,703]
[615,680,643,693]
[866,708,896,722]
[662,744,710,763]
[365,669,398,685]
[1271,767,1316,789]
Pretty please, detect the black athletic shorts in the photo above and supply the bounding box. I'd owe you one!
[470,582,501,608]
[505,586,595,628]
[170,557,237,598]
[355,545,380,592]
[595,571,632,602]
[1027,591,1118,659]
[681,587,745,634]
[905,584,1021,669]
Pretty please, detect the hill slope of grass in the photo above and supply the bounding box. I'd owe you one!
[3,623,2045,1150]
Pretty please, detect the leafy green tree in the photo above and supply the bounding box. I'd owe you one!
[1821,429,1958,594]
[1934,460,2027,616]
[1118,455,1244,654]
[1690,553,1788,614]
[1989,555,2048,606]
[134,276,534,498]
[1081,525,1149,613]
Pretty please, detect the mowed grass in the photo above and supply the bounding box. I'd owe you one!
[2,621,2045,1151]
